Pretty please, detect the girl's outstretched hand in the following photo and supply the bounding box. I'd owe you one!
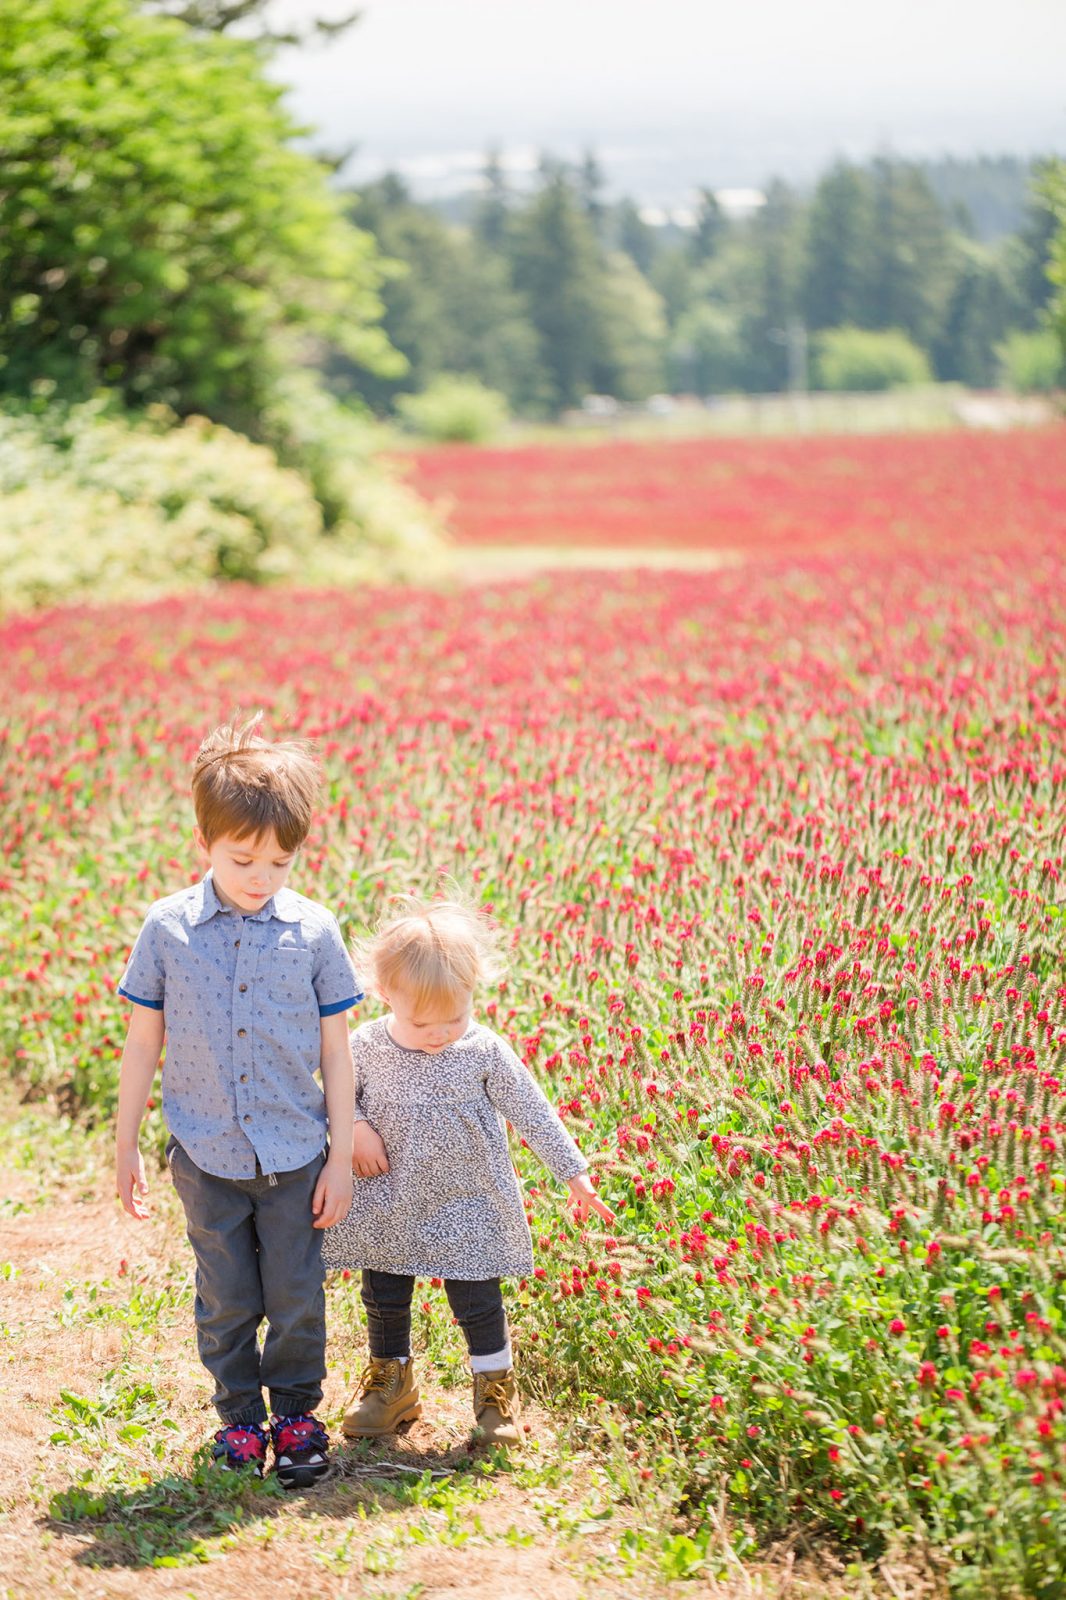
[567,1172,615,1225]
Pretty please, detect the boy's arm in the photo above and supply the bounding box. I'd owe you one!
[312,1012,355,1229]
[115,1004,166,1219]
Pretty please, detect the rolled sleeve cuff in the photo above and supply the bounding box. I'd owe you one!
[118,986,164,1011]
[318,993,362,1017]
[554,1154,589,1182]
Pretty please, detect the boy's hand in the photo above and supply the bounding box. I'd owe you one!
[568,1172,615,1226]
[312,1154,353,1229]
[352,1121,390,1178]
[116,1145,150,1220]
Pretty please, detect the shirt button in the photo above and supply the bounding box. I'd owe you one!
[239,983,248,993]
[234,939,240,948]
[240,1073,249,1083]
[243,1114,252,1123]
[237,1028,247,1038]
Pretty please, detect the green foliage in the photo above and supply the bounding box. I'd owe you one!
[593,254,667,401]
[506,172,609,413]
[667,304,746,395]
[933,242,1020,387]
[0,399,445,610]
[813,326,933,392]
[1042,160,1066,370]
[860,159,956,351]
[614,199,656,275]
[395,375,510,443]
[922,154,1036,241]
[801,162,872,332]
[330,155,1060,417]
[997,329,1065,392]
[0,0,397,431]
[337,179,548,416]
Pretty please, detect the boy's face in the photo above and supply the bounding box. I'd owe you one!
[195,827,297,914]
[382,985,473,1054]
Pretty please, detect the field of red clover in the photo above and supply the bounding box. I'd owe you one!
[2,431,1066,1595]
[404,427,1066,556]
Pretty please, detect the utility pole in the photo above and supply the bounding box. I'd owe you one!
[770,319,810,429]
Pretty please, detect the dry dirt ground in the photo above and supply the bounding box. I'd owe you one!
[0,1100,930,1600]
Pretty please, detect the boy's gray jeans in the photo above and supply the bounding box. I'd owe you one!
[167,1137,326,1428]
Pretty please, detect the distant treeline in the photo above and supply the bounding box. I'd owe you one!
[328,153,1062,417]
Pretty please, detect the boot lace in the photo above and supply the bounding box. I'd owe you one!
[359,1360,398,1397]
[478,1376,514,1418]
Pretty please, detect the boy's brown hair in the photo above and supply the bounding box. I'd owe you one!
[192,713,320,853]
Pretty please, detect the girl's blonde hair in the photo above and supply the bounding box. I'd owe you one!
[357,891,505,1016]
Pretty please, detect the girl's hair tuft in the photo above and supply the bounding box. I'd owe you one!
[356,886,505,1015]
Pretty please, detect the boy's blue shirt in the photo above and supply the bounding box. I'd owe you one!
[119,872,360,1179]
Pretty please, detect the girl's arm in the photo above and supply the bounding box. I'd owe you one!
[312,1012,355,1228]
[115,1004,166,1219]
[484,1036,613,1223]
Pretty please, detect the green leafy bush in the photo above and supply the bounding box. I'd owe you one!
[814,326,933,391]
[0,0,399,431]
[997,329,1065,392]
[0,400,446,611]
[395,375,510,443]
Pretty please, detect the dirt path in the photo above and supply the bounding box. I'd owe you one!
[0,1101,876,1600]
[453,546,742,582]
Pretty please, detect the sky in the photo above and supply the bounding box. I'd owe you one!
[270,0,1066,209]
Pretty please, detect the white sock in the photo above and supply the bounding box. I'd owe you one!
[469,1343,512,1373]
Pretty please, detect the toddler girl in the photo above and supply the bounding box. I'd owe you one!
[323,894,612,1445]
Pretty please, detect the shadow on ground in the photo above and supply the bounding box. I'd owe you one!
[46,1427,502,1570]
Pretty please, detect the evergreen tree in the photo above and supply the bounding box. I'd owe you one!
[616,199,657,275]
[667,303,745,394]
[1043,160,1066,364]
[650,247,695,329]
[506,170,608,411]
[591,253,667,400]
[475,148,510,252]
[690,188,726,264]
[933,242,1016,385]
[739,180,802,391]
[579,149,607,238]
[334,177,549,414]
[801,162,870,331]
[860,158,954,348]
[1014,159,1061,326]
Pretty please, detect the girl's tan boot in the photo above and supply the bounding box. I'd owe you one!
[472,1367,522,1446]
[342,1358,422,1437]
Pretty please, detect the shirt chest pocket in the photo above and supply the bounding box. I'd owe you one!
[269,948,315,1007]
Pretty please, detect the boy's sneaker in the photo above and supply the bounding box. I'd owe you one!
[212,1421,268,1475]
[270,1412,330,1489]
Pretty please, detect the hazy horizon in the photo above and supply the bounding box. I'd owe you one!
[268,0,1066,205]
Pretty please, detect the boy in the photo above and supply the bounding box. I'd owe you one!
[115,715,359,1488]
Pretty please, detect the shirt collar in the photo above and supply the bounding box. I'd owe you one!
[190,874,302,925]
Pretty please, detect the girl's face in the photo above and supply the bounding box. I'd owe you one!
[382,985,473,1054]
